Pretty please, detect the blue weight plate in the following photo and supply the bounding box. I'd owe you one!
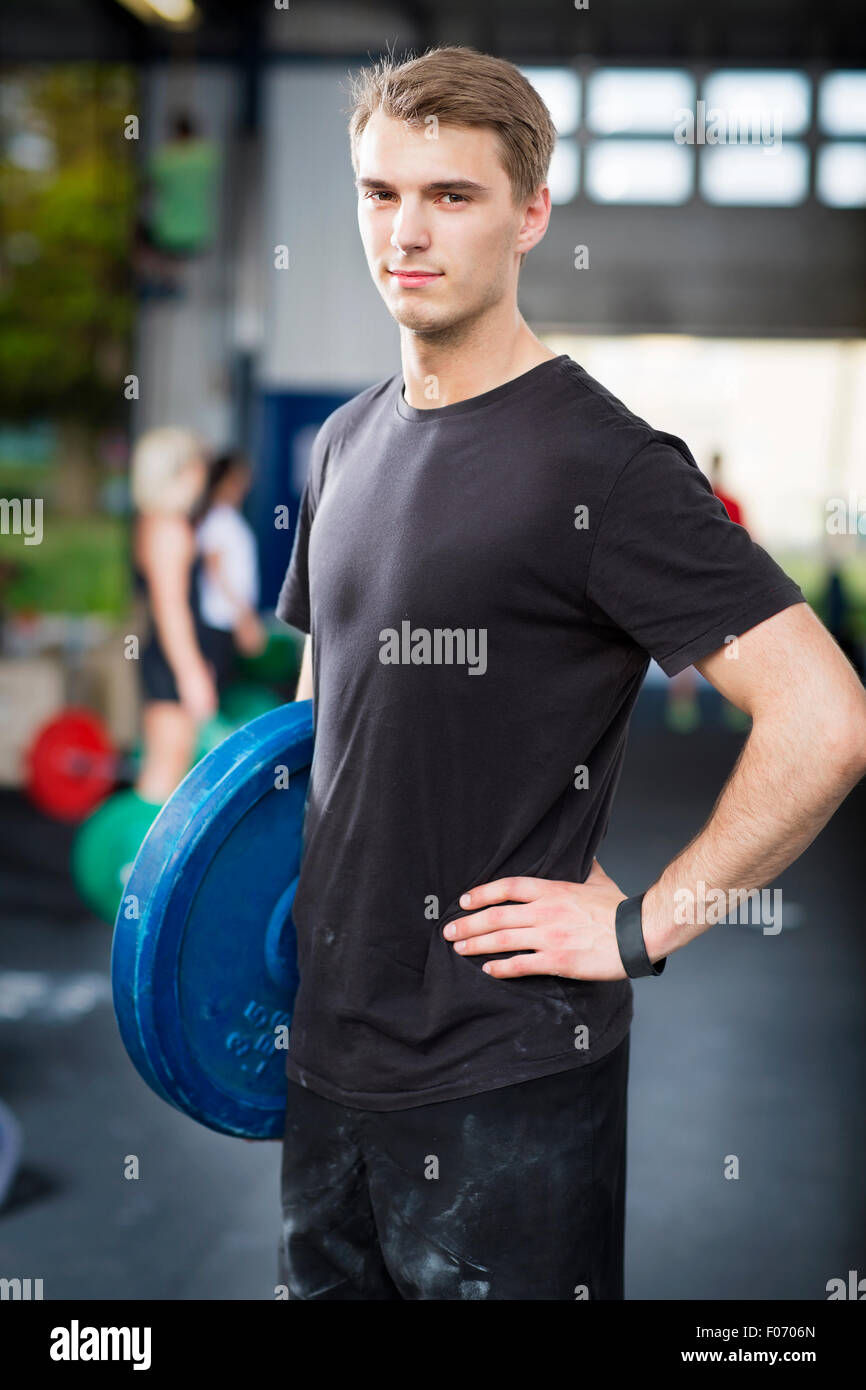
[110,699,313,1138]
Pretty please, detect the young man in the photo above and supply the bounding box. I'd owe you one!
[274,46,866,1300]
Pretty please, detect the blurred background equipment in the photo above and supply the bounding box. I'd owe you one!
[66,679,289,924]
[0,0,863,1301]
[24,707,121,820]
[72,787,162,926]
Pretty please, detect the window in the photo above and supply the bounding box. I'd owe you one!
[542,64,866,208]
[816,143,866,207]
[519,67,580,137]
[702,70,811,140]
[700,143,809,205]
[586,68,695,135]
[585,140,693,204]
[548,139,580,204]
[818,71,866,137]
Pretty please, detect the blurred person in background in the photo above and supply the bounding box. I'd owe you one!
[709,450,745,527]
[146,110,221,258]
[131,427,218,802]
[194,450,267,664]
[133,109,221,293]
[823,564,865,682]
[665,450,748,732]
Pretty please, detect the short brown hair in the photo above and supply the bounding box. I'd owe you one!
[348,45,557,209]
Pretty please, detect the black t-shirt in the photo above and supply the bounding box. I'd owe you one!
[275,353,804,1111]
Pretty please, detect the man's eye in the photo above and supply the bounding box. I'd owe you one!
[362,191,467,203]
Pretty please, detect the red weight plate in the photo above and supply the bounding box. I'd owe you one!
[25,708,117,821]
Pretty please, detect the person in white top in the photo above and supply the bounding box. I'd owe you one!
[195,451,266,661]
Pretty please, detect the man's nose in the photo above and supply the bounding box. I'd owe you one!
[390,204,430,256]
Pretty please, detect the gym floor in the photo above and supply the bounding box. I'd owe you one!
[1,694,863,1300]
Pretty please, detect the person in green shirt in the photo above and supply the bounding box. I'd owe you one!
[145,111,221,257]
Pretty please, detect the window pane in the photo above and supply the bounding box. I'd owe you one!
[700,143,809,205]
[703,70,811,140]
[585,140,693,203]
[519,67,580,137]
[586,68,695,135]
[548,138,579,203]
[816,143,866,207]
[819,72,866,136]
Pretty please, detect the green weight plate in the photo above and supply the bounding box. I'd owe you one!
[72,789,162,925]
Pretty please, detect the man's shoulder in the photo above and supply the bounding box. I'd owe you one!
[545,355,698,472]
[553,354,641,431]
[314,372,401,449]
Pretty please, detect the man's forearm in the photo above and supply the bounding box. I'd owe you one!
[641,707,866,962]
[295,635,314,701]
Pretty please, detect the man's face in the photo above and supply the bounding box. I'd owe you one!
[355,111,534,340]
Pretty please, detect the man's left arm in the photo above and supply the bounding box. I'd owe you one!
[447,602,866,979]
[640,600,866,964]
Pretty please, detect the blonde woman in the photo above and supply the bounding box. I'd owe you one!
[131,426,218,802]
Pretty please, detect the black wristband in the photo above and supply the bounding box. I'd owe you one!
[615,893,666,978]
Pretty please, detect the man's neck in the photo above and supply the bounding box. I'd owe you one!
[400,319,558,410]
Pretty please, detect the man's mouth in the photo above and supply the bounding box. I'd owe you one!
[388,269,443,286]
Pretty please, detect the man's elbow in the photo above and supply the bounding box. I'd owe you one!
[814,686,866,780]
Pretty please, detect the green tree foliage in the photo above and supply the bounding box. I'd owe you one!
[0,63,138,424]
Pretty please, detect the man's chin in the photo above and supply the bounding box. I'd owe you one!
[391,308,445,333]
[387,299,462,335]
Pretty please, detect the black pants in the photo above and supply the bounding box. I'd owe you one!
[140,622,236,703]
[278,1031,629,1300]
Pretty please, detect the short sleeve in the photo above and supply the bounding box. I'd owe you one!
[196,507,229,555]
[275,425,331,634]
[585,434,805,677]
[275,481,314,633]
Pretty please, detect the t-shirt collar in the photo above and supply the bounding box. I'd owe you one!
[394,354,570,422]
